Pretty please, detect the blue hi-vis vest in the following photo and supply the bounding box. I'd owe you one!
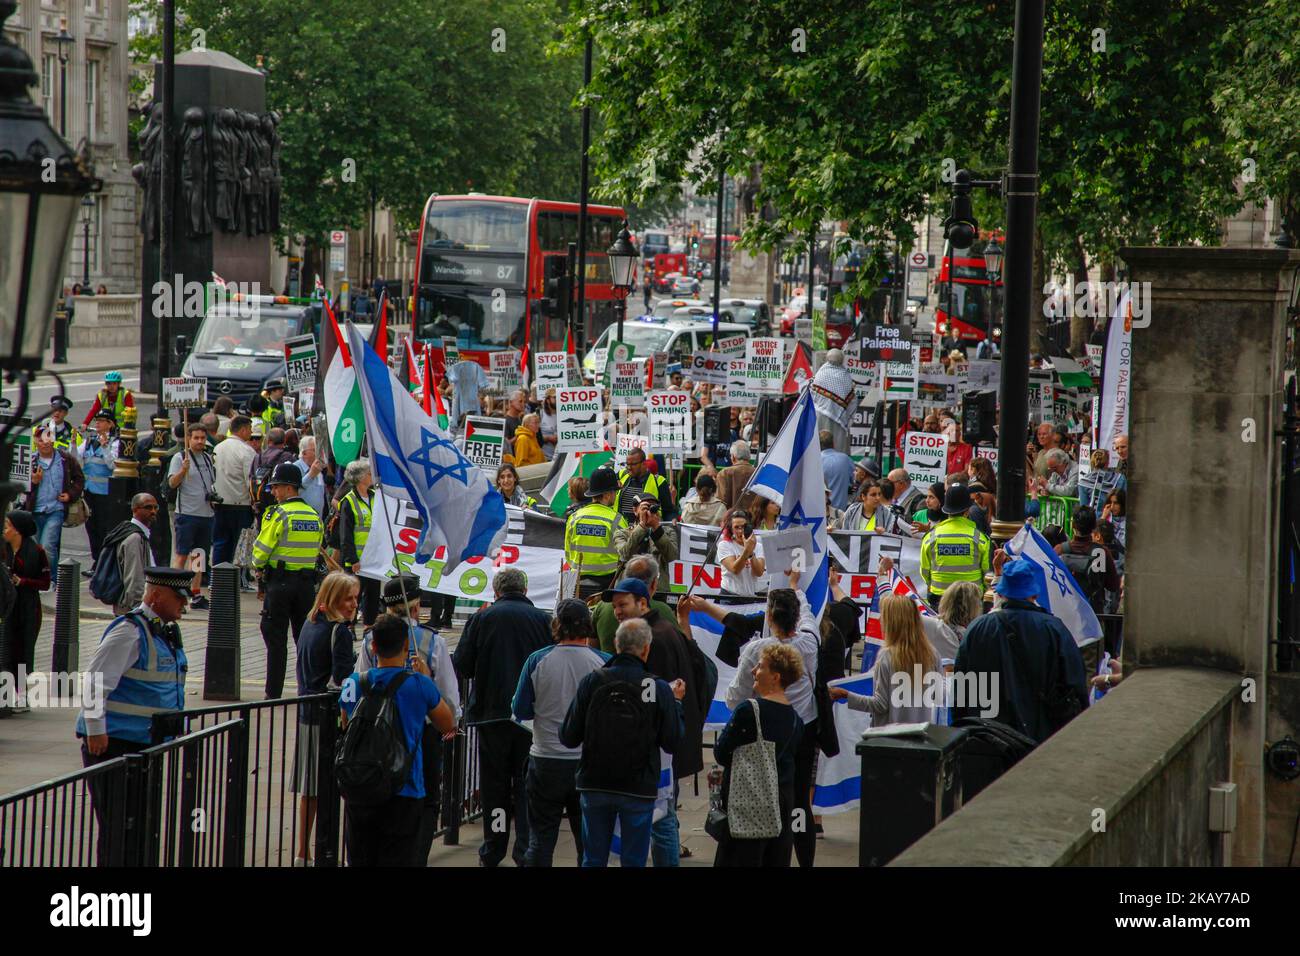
[76,613,188,744]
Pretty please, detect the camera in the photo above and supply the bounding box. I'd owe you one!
[206,492,224,506]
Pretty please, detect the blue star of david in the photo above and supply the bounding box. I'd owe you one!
[1047,562,1072,597]
[778,502,823,553]
[407,428,471,489]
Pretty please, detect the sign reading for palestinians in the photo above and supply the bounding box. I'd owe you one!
[903,431,949,487]
[860,323,915,362]
[535,351,568,390]
[745,337,785,394]
[647,390,692,454]
[162,377,208,409]
[610,360,646,408]
[463,416,505,471]
[491,349,523,392]
[283,334,319,391]
[556,387,604,452]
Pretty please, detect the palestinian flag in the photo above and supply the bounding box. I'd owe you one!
[370,290,389,362]
[464,417,505,467]
[1049,355,1094,390]
[404,336,424,400]
[540,450,614,517]
[430,362,450,430]
[322,297,364,466]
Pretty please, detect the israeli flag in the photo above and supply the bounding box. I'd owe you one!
[345,323,507,573]
[746,390,829,618]
[1003,523,1103,645]
[689,603,766,730]
[812,673,875,815]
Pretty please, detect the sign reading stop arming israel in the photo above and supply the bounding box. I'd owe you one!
[904,431,949,486]
[535,351,568,390]
[463,416,505,471]
[556,387,604,452]
[647,390,692,453]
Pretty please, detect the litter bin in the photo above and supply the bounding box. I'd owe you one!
[856,724,968,866]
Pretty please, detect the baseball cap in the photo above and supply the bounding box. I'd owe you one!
[554,598,593,633]
[603,578,650,602]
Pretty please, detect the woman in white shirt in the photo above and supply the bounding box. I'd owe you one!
[717,508,767,596]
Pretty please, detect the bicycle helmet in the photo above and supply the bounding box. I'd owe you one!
[104,370,123,383]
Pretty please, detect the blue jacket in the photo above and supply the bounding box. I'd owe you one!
[560,653,684,799]
[954,599,1087,743]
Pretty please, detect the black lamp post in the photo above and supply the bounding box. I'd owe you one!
[606,221,638,346]
[80,193,95,286]
[0,0,99,498]
[983,236,1003,339]
[54,18,73,138]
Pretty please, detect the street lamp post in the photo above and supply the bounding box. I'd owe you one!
[606,222,639,346]
[81,193,95,287]
[55,18,72,138]
[983,237,1003,339]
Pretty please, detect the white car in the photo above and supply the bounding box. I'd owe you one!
[583,316,751,376]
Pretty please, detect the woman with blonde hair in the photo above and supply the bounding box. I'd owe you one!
[292,570,360,866]
[829,595,938,725]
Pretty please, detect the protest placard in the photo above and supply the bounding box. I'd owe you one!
[966,358,1000,392]
[650,351,669,389]
[283,395,297,421]
[884,357,917,400]
[614,431,650,470]
[713,334,747,356]
[442,337,460,367]
[688,351,730,385]
[162,377,208,409]
[903,431,949,486]
[647,389,692,454]
[610,360,646,408]
[727,357,761,405]
[535,351,568,390]
[860,323,915,362]
[1028,368,1053,422]
[6,426,32,491]
[463,416,506,471]
[758,526,815,576]
[849,402,876,461]
[566,353,584,386]
[556,387,604,452]
[974,444,999,468]
[745,337,785,394]
[491,349,523,393]
[283,334,318,391]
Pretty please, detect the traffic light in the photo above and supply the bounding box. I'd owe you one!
[690,237,700,253]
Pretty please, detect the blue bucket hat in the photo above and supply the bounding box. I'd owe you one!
[994,558,1040,601]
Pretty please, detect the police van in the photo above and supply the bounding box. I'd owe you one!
[178,294,322,409]
[582,315,751,377]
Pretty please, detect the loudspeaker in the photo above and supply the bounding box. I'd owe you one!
[758,394,798,445]
[703,405,728,445]
[962,389,998,445]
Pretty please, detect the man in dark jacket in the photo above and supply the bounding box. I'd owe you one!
[604,577,702,867]
[23,426,85,588]
[560,617,685,867]
[451,566,551,867]
[1054,505,1120,613]
[954,558,1088,743]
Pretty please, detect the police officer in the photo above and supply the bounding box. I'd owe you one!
[260,378,288,431]
[40,396,82,458]
[338,458,380,626]
[81,370,134,430]
[77,565,191,864]
[564,467,630,599]
[617,447,675,522]
[919,483,992,607]
[253,462,324,699]
[357,573,461,866]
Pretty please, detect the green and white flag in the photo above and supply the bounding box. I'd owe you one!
[322,298,364,466]
[540,450,614,517]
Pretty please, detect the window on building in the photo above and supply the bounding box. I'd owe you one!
[41,54,54,116]
[86,59,98,139]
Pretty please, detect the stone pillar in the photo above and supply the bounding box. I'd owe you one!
[1120,245,1300,865]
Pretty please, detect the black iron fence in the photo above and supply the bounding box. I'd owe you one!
[0,718,245,867]
[2,681,486,868]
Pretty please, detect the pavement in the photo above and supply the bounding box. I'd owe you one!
[43,342,142,376]
[0,516,863,865]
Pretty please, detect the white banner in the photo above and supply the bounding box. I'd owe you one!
[1098,292,1132,456]
[534,351,568,390]
[745,337,785,394]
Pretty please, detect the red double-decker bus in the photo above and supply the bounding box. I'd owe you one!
[413,194,628,363]
[933,244,1004,343]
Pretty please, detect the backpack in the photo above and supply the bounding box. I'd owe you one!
[251,449,292,516]
[1058,548,1106,612]
[584,675,657,784]
[89,524,144,607]
[334,670,415,806]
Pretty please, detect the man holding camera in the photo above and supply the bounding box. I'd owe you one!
[617,494,678,593]
[166,423,217,610]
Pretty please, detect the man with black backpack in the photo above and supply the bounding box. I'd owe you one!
[248,426,296,524]
[90,494,159,615]
[337,613,457,867]
[1054,505,1120,614]
[560,618,686,868]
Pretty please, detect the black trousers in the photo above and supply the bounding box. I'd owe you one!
[475,721,532,867]
[260,570,316,699]
[413,725,444,866]
[524,755,583,867]
[84,490,112,565]
[793,719,818,868]
[358,575,382,628]
[81,736,147,866]
[345,796,422,866]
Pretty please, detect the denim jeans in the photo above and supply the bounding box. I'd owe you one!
[579,792,654,868]
[33,509,62,587]
[651,782,680,867]
[524,756,582,867]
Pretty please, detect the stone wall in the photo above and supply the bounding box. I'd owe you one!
[69,294,141,348]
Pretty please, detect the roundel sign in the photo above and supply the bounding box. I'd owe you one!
[330,230,346,245]
[909,251,927,268]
